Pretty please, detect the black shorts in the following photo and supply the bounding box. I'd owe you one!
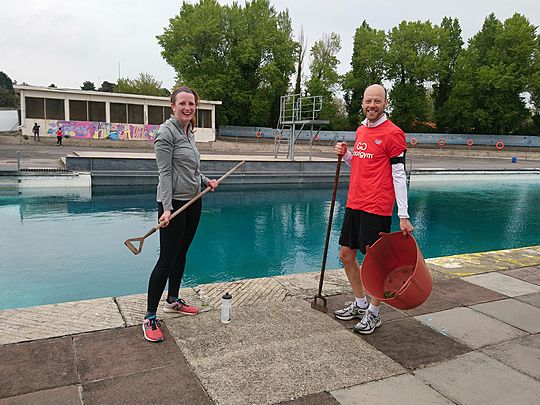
[339,208,391,254]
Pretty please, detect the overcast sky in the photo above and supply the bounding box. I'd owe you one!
[2,0,538,90]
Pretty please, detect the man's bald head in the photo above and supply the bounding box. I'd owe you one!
[363,84,387,101]
[362,84,388,123]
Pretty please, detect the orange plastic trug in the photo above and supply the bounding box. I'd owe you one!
[361,232,432,310]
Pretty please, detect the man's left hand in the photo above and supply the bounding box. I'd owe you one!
[399,218,414,235]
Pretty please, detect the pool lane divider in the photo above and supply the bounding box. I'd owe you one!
[124,160,245,255]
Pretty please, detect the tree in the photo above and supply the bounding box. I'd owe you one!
[432,17,463,132]
[343,21,386,127]
[48,84,56,88]
[444,13,537,134]
[305,32,342,128]
[158,0,297,126]
[98,81,116,92]
[81,81,96,91]
[385,20,439,131]
[0,71,18,108]
[293,26,307,95]
[529,35,540,133]
[114,73,170,97]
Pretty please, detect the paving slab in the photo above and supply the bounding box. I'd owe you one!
[73,325,184,383]
[427,277,507,306]
[471,298,540,333]
[425,247,540,277]
[274,269,352,299]
[462,272,540,297]
[276,392,341,405]
[415,307,528,349]
[0,386,82,405]
[166,298,404,405]
[330,374,455,405]
[0,337,77,399]
[516,291,540,307]
[502,266,540,285]
[415,352,540,405]
[115,289,208,327]
[399,287,460,317]
[323,294,407,329]
[424,265,456,282]
[195,277,290,308]
[81,365,213,405]
[426,252,513,276]
[481,334,540,379]
[0,298,124,344]
[358,317,471,370]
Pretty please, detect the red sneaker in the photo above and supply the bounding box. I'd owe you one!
[142,317,164,342]
[163,298,200,315]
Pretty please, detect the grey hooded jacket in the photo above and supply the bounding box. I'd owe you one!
[154,116,210,211]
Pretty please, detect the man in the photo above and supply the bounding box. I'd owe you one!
[334,84,414,334]
[32,122,40,141]
[56,126,63,146]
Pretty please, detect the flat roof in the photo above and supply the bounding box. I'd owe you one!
[14,85,222,105]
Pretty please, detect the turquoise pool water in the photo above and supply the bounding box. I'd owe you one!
[1,180,539,310]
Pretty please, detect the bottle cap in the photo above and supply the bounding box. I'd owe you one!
[222,292,232,299]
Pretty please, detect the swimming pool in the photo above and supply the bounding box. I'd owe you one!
[1,180,539,310]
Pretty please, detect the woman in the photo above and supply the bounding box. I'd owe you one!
[56,126,63,146]
[143,86,218,342]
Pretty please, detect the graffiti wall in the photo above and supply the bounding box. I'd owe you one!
[47,121,160,141]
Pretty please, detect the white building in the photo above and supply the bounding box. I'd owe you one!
[15,85,221,142]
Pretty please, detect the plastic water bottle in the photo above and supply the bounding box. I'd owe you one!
[220,292,232,324]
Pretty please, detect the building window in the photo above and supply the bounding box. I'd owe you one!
[69,100,87,121]
[128,104,144,124]
[45,98,65,120]
[148,105,166,125]
[26,97,45,119]
[197,109,212,128]
[110,103,127,123]
[88,101,106,122]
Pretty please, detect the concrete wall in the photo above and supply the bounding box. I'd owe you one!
[0,110,19,131]
[219,125,540,148]
[65,156,351,187]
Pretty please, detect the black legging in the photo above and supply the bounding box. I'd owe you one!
[147,198,202,313]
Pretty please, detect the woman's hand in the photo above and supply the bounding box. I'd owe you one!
[207,179,218,191]
[335,142,348,156]
[159,209,172,227]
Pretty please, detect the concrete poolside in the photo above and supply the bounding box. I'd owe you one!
[1,246,539,405]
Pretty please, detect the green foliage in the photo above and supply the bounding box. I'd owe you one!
[343,21,386,127]
[443,13,537,134]
[114,73,170,97]
[294,27,307,95]
[385,20,439,131]
[0,71,18,108]
[389,82,432,131]
[81,81,96,91]
[386,21,439,85]
[98,81,116,92]
[158,0,296,126]
[432,17,463,132]
[305,32,342,129]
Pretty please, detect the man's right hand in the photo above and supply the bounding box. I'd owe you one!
[334,142,348,156]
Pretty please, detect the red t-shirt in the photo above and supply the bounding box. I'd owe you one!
[346,120,407,216]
